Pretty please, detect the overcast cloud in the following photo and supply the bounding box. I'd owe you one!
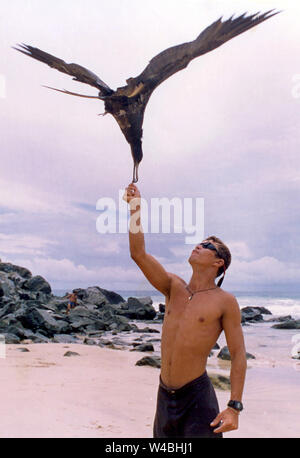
[1,0,300,293]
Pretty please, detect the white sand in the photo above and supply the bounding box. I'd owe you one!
[0,343,299,438]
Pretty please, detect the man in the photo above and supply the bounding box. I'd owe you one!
[124,183,247,438]
[66,291,78,314]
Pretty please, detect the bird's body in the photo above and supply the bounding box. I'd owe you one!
[14,10,279,182]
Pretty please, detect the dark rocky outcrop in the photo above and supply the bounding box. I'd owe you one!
[0,261,158,345]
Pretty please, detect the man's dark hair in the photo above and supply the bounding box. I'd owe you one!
[206,235,231,278]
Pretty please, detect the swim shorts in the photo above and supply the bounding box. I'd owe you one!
[68,301,76,308]
[153,371,223,438]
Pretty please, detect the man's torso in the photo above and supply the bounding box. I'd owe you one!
[160,275,227,389]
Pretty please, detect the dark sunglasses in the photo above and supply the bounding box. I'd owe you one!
[199,242,221,257]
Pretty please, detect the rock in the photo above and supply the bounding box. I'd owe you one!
[209,373,231,390]
[265,315,293,323]
[2,333,21,344]
[153,312,164,321]
[16,347,30,352]
[135,327,160,334]
[83,337,97,345]
[130,343,154,352]
[119,296,156,320]
[64,351,80,357]
[217,346,255,360]
[272,319,300,329]
[241,307,265,323]
[246,352,256,360]
[52,334,80,344]
[217,346,231,361]
[105,343,122,350]
[135,356,161,368]
[158,303,165,313]
[30,332,50,343]
[22,275,52,294]
[19,307,71,337]
[0,262,32,279]
[73,286,125,307]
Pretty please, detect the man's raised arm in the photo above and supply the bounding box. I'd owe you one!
[123,183,172,298]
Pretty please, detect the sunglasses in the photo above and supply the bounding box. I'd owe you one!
[199,242,221,257]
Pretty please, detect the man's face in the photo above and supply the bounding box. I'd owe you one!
[188,240,219,266]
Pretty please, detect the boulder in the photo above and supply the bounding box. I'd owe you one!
[0,262,32,279]
[18,307,71,337]
[135,356,161,368]
[52,334,80,344]
[2,333,21,344]
[130,343,154,352]
[272,319,300,330]
[22,275,52,295]
[241,307,265,323]
[119,296,156,320]
[73,286,125,307]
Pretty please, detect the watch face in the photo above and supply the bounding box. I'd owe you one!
[228,400,243,411]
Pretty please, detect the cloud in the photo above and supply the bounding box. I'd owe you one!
[229,256,300,286]
[0,233,57,256]
[227,241,253,260]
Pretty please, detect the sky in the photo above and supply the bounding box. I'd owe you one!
[1,0,300,294]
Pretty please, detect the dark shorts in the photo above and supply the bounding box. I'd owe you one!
[153,371,223,438]
[68,301,76,308]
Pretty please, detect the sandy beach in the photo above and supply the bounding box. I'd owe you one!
[0,342,299,438]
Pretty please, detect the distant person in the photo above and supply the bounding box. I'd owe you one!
[66,292,77,314]
[123,183,247,438]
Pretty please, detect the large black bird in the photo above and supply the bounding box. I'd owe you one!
[14,10,278,182]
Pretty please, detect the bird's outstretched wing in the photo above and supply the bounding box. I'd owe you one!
[132,10,280,92]
[13,43,114,96]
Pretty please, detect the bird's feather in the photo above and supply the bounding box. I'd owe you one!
[132,10,280,93]
[13,43,113,96]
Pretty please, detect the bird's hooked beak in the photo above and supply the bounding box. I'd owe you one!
[132,163,139,183]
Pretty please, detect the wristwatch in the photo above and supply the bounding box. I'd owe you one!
[227,400,243,412]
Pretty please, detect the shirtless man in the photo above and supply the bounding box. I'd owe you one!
[66,292,77,314]
[124,183,247,438]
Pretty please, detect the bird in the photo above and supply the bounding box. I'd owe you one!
[14,10,279,183]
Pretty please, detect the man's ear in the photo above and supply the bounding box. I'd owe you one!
[213,258,224,269]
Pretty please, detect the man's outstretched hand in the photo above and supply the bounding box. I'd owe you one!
[123,183,141,204]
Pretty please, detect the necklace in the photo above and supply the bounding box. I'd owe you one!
[186,285,217,300]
